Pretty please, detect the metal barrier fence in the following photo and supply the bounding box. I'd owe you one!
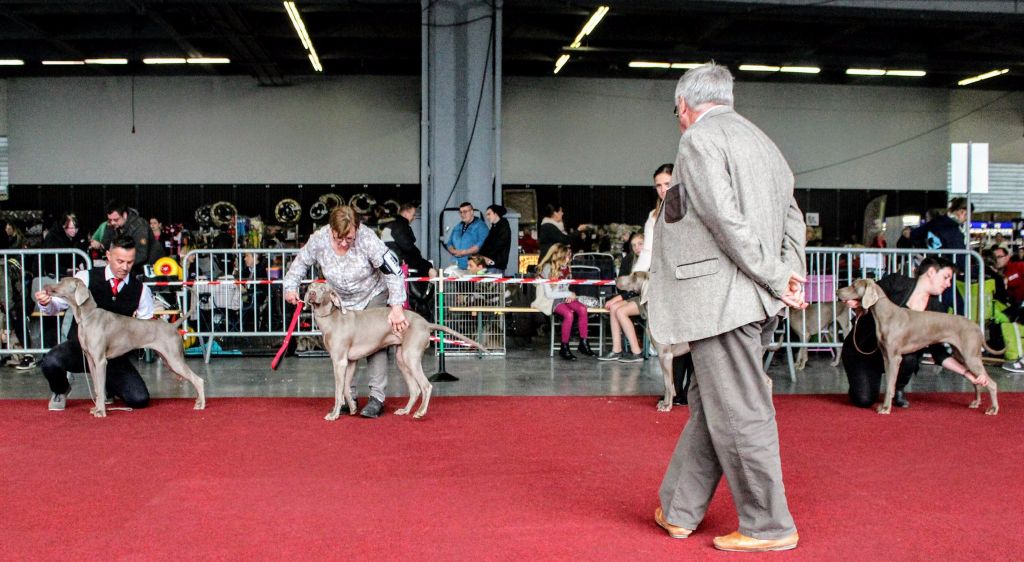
[775,247,986,381]
[0,249,92,357]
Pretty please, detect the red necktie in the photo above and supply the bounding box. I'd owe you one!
[111,278,121,296]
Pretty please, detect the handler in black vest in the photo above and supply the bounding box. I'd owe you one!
[35,235,156,411]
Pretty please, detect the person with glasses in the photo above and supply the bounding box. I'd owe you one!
[283,205,408,419]
[445,202,489,270]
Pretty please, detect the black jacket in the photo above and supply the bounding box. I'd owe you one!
[382,216,431,275]
[41,226,90,277]
[479,218,512,271]
[538,222,571,260]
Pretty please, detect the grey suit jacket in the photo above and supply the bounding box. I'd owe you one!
[649,106,805,344]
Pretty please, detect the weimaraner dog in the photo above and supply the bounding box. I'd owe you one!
[45,277,206,417]
[836,278,998,415]
[304,283,486,421]
[616,272,691,412]
[790,301,851,370]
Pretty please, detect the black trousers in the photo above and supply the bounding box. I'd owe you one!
[842,350,918,408]
[672,353,694,404]
[39,340,150,408]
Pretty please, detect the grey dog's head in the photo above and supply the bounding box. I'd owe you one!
[836,278,886,310]
[615,271,648,293]
[304,283,345,317]
[44,277,92,308]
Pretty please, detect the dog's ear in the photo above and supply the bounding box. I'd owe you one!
[330,292,347,315]
[861,280,882,310]
[73,280,91,306]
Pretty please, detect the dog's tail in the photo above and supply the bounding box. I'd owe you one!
[983,341,1006,356]
[428,324,488,352]
[172,288,199,331]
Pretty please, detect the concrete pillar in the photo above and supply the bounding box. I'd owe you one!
[420,0,502,268]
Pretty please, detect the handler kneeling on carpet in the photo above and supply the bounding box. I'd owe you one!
[36,235,156,411]
[283,205,408,419]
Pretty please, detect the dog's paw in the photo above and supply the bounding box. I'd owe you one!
[968,400,981,409]
[325,411,340,421]
[985,406,998,415]
[90,407,107,418]
[394,407,410,416]
[194,399,206,410]
[657,400,672,412]
[413,410,427,419]
[876,405,891,415]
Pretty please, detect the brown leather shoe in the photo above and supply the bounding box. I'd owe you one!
[713,531,799,552]
[654,507,692,539]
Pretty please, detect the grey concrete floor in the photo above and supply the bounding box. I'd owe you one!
[2,344,1022,403]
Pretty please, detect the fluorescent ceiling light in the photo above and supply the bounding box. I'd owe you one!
[958,68,1009,86]
[143,57,187,64]
[187,57,230,64]
[671,63,703,69]
[885,70,926,77]
[629,61,670,69]
[781,66,820,74]
[85,58,128,65]
[42,60,85,65]
[570,6,610,48]
[846,68,886,76]
[553,54,570,74]
[0,59,24,66]
[283,1,323,72]
[739,65,780,72]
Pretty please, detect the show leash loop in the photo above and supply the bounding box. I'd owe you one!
[271,299,305,370]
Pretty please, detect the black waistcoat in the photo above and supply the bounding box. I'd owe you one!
[67,268,144,342]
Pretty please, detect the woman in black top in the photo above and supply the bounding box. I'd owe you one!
[537,204,573,260]
[42,212,90,277]
[479,204,512,273]
[841,257,973,409]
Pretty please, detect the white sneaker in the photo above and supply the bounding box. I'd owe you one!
[48,392,67,411]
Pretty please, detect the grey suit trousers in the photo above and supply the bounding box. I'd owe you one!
[659,316,796,540]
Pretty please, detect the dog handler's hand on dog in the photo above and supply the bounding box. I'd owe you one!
[388,305,409,335]
[284,290,299,305]
[780,272,808,310]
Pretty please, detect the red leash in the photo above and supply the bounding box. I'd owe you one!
[271,300,304,370]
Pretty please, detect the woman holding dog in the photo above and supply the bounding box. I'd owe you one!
[841,257,982,408]
[283,205,407,419]
[533,243,594,361]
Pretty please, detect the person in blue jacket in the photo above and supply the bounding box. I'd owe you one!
[445,202,489,269]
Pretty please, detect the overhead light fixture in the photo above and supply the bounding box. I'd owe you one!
[85,58,128,65]
[144,57,187,64]
[846,68,886,76]
[283,1,323,72]
[780,66,820,74]
[671,63,703,69]
[739,65,780,72]
[569,6,610,49]
[958,68,1009,86]
[42,60,85,65]
[0,59,25,66]
[846,68,926,77]
[629,61,671,69]
[553,54,570,74]
[187,57,231,64]
[884,70,926,77]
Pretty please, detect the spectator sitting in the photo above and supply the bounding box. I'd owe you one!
[896,226,914,249]
[537,204,575,260]
[42,212,90,278]
[478,204,512,273]
[5,221,26,249]
[89,200,164,275]
[532,243,595,361]
[381,202,435,277]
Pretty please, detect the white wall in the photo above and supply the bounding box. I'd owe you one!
[7,76,420,184]
[6,74,1020,189]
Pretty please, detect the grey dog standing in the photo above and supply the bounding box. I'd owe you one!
[304,283,486,420]
[836,278,998,415]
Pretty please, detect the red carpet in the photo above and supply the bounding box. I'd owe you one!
[2,393,1023,560]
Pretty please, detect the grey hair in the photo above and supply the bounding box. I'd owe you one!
[674,62,734,108]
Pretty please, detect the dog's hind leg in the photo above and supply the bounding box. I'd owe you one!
[657,350,674,412]
[408,339,433,419]
[87,355,108,418]
[393,345,419,416]
[155,346,206,410]
[343,361,358,416]
[325,357,349,421]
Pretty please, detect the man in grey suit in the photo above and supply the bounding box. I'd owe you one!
[648,63,807,553]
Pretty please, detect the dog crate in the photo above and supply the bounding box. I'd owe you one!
[435,277,506,356]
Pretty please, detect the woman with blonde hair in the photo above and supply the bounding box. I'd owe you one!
[532,243,594,360]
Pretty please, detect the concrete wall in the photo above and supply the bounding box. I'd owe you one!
[5,75,1020,189]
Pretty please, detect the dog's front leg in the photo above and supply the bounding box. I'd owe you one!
[657,351,674,412]
[88,355,108,418]
[877,352,901,415]
[325,357,348,421]
[984,378,998,416]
